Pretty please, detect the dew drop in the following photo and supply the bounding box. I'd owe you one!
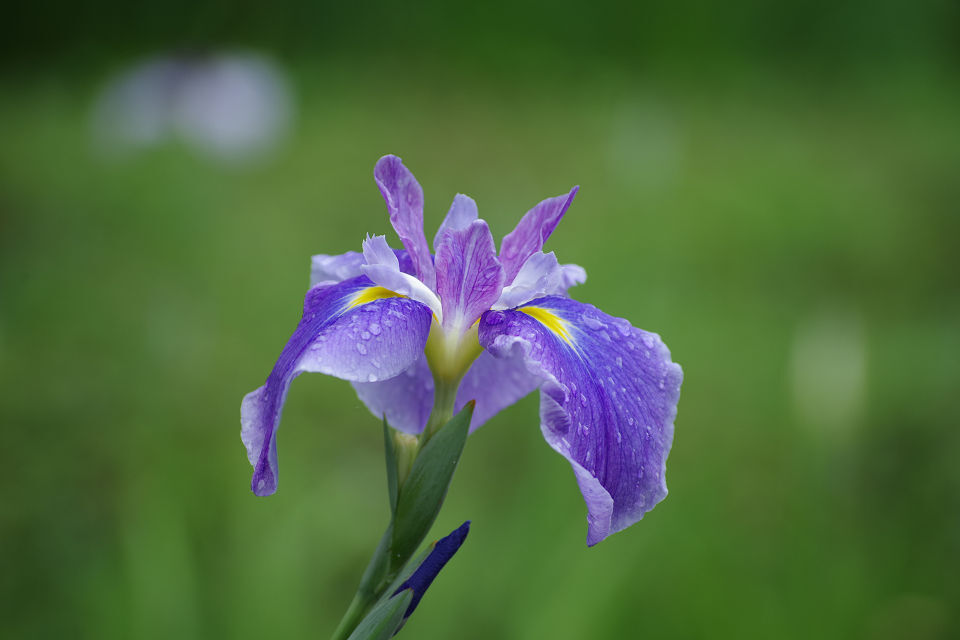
[616,356,623,367]
[367,373,378,382]
[356,343,368,355]
[361,331,371,340]
[369,323,381,335]
[583,316,604,330]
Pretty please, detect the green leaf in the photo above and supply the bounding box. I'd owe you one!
[383,418,399,515]
[345,589,413,640]
[391,402,474,569]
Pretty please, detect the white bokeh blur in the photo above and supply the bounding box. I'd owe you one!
[92,52,294,164]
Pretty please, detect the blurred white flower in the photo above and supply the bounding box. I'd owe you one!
[92,52,293,164]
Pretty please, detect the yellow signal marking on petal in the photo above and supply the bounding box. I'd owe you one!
[346,286,403,310]
[520,306,574,346]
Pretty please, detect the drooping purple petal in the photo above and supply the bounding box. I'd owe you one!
[433,194,478,251]
[360,235,443,321]
[454,350,540,432]
[374,155,436,291]
[499,186,579,284]
[435,219,505,333]
[352,354,434,435]
[493,251,587,310]
[241,276,433,496]
[478,296,682,545]
[310,251,365,286]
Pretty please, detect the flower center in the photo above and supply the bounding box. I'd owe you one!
[424,317,484,384]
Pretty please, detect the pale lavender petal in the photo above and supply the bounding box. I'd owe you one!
[478,296,682,545]
[494,252,588,309]
[241,276,433,496]
[374,155,436,291]
[499,186,579,284]
[560,263,587,290]
[435,219,505,333]
[360,235,443,321]
[309,251,365,286]
[352,354,434,435]
[433,194,478,252]
[454,350,540,432]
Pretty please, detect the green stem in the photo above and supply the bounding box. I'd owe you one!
[420,375,460,445]
[329,370,466,638]
[330,527,394,640]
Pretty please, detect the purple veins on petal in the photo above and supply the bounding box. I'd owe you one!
[240,276,433,496]
[499,186,578,285]
[454,350,539,432]
[478,296,682,545]
[352,354,435,435]
[434,219,505,332]
[374,155,436,291]
[433,194,479,251]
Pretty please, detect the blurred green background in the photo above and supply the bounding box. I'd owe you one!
[2,0,959,638]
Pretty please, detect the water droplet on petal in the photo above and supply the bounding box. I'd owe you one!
[369,323,381,335]
[616,356,623,367]
[583,315,604,330]
[356,342,368,355]
[367,373,378,382]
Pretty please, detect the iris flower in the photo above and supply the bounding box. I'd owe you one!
[242,155,682,545]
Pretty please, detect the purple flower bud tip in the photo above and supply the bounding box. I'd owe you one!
[394,521,471,621]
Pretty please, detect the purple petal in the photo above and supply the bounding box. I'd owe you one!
[394,521,471,622]
[360,235,443,320]
[499,186,579,284]
[493,251,587,310]
[478,296,682,545]
[310,251,365,286]
[352,354,434,435]
[435,219,505,332]
[241,276,433,496]
[454,350,539,432]
[433,194,478,251]
[560,263,587,290]
[374,155,436,291]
